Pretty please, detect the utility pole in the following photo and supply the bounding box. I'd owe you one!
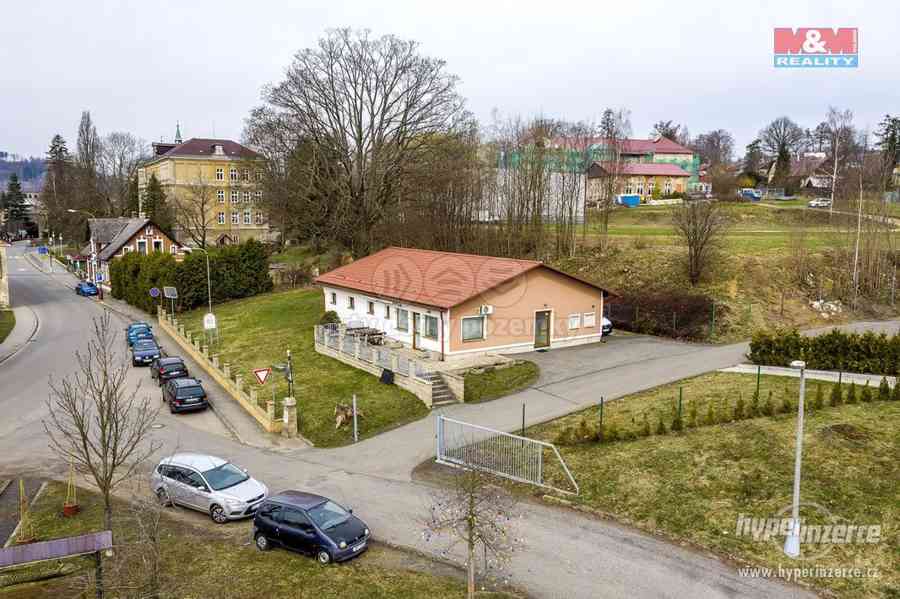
[785,360,807,558]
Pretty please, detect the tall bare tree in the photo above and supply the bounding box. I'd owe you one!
[692,129,734,167]
[175,174,216,248]
[671,201,730,285]
[759,116,804,186]
[43,312,160,530]
[595,108,631,250]
[823,107,854,216]
[99,132,147,217]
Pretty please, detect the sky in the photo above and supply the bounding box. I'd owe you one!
[1,0,897,159]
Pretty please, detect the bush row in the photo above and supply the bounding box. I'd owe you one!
[750,328,900,375]
[607,292,719,340]
[555,377,898,446]
[109,240,274,313]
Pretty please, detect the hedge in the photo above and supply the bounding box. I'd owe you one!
[607,292,719,340]
[749,328,900,375]
[110,240,274,313]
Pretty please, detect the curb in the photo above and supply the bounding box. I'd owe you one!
[0,305,40,367]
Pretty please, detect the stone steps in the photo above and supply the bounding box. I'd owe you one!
[421,372,460,406]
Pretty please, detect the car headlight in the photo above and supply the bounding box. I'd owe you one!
[339,541,347,549]
[364,528,369,536]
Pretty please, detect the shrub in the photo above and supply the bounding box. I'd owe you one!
[893,380,900,401]
[607,292,720,340]
[734,393,746,420]
[845,382,858,404]
[655,417,667,435]
[812,384,824,410]
[762,390,775,416]
[603,423,620,443]
[704,401,717,426]
[749,327,900,375]
[640,414,651,437]
[318,310,340,325]
[749,389,760,417]
[687,403,698,428]
[671,412,684,432]
[829,383,843,407]
[860,381,873,403]
[554,427,574,446]
[576,417,595,442]
[878,377,891,402]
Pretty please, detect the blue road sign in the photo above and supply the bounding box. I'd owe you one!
[149,287,161,298]
[38,246,49,255]
[95,272,104,283]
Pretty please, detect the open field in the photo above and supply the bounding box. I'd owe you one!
[0,311,14,344]
[1,482,517,599]
[526,372,900,599]
[179,289,428,447]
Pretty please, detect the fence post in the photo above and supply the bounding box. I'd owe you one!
[678,387,683,417]
[282,397,297,438]
[709,303,716,339]
[223,363,231,380]
[598,397,604,431]
[352,394,358,443]
[212,355,219,369]
[391,353,399,372]
[266,399,275,422]
[756,365,761,398]
[354,338,361,359]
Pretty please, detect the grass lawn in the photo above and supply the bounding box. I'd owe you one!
[1,482,517,599]
[178,289,428,447]
[0,311,14,344]
[464,361,539,403]
[527,373,900,599]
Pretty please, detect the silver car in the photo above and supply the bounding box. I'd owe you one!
[151,453,268,523]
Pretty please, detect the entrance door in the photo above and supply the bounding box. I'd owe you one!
[412,313,421,350]
[534,310,551,349]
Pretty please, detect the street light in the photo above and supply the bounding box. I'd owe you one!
[784,359,807,559]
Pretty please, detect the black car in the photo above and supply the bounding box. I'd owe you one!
[151,357,189,386]
[161,378,208,413]
[252,490,369,564]
[131,339,161,366]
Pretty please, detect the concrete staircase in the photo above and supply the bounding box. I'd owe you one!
[421,372,459,407]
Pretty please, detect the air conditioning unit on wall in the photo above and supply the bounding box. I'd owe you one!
[479,305,494,315]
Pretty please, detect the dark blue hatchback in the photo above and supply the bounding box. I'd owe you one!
[252,491,369,564]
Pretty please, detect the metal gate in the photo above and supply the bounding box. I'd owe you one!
[435,415,579,495]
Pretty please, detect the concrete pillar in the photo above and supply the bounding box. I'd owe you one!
[391,354,399,372]
[193,336,201,351]
[266,399,276,424]
[338,332,345,354]
[178,324,185,337]
[201,345,209,359]
[235,374,243,394]
[158,306,164,320]
[250,389,258,407]
[212,355,220,369]
[223,363,231,380]
[354,338,361,359]
[282,397,297,438]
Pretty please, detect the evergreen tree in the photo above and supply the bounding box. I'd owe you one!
[812,384,824,410]
[762,390,775,416]
[829,383,843,407]
[860,381,873,403]
[877,377,891,402]
[3,174,27,234]
[142,173,173,232]
[845,382,858,404]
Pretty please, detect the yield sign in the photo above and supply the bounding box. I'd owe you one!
[253,368,272,386]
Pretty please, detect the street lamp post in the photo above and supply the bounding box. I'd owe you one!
[784,359,807,558]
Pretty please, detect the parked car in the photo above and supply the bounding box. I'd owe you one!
[161,377,208,413]
[75,281,99,296]
[151,356,189,386]
[151,453,268,523]
[601,316,613,336]
[252,490,370,564]
[131,338,161,366]
[808,197,832,208]
[126,322,154,347]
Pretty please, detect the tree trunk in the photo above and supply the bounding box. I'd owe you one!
[467,538,476,599]
[103,495,113,532]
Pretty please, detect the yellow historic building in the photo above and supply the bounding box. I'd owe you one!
[137,126,269,246]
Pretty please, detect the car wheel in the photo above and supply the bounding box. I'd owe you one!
[316,549,332,565]
[255,533,270,551]
[156,488,172,507]
[168,400,175,414]
[210,505,228,524]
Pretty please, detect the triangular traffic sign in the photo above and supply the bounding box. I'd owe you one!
[253,368,271,386]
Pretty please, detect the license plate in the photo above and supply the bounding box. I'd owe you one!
[184,398,198,403]
[351,541,366,552]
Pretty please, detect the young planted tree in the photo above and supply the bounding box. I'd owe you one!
[671,200,730,285]
[423,468,522,599]
[43,312,160,529]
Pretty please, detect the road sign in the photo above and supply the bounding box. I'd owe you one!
[253,368,271,385]
[203,313,217,330]
[38,246,49,255]
[149,287,160,298]
[95,272,104,283]
[163,286,178,299]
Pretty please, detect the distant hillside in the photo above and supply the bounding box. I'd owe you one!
[0,155,46,186]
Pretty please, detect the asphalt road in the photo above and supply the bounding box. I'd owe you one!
[0,242,817,599]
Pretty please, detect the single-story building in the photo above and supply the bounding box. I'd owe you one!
[314,247,613,359]
[84,217,181,283]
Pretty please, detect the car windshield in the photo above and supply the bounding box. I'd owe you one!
[307,500,350,530]
[202,463,248,491]
[162,363,185,373]
[134,341,157,350]
[176,385,203,398]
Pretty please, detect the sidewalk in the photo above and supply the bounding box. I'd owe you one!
[0,305,38,365]
[721,363,894,387]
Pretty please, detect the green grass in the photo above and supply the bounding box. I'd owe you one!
[464,361,539,403]
[0,311,14,344]
[527,373,900,599]
[2,482,517,599]
[179,289,428,447]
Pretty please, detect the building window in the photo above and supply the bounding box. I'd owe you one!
[367,301,375,315]
[396,309,409,332]
[137,240,147,255]
[244,209,252,224]
[217,189,225,203]
[330,292,337,305]
[231,212,239,225]
[255,212,264,224]
[665,179,673,194]
[145,226,153,235]
[255,170,263,181]
[215,168,224,181]
[255,190,262,201]
[217,212,225,225]
[461,316,485,341]
[242,169,250,181]
[152,239,163,252]
[347,296,355,310]
[568,314,581,330]
[636,180,644,195]
[231,190,239,203]
[243,191,251,202]
[229,167,237,181]
[583,312,597,328]
[423,315,438,340]
[170,244,178,254]
[624,180,634,194]
[647,181,655,196]
[384,304,390,319]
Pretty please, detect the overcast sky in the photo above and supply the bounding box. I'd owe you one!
[2,0,897,159]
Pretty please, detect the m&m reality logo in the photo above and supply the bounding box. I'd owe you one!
[774,28,858,68]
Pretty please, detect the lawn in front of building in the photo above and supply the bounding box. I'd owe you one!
[0,310,14,344]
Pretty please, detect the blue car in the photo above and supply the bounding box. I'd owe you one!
[75,282,99,296]
[131,339,161,366]
[126,323,153,347]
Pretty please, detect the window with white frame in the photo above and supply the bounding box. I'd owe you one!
[384,304,390,319]
[423,315,438,340]
[461,316,485,341]
[347,296,355,310]
[231,212,239,225]
[367,301,375,315]
[152,239,163,252]
[583,312,597,327]
[243,209,251,224]
[647,180,655,195]
[230,190,239,202]
[229,167,238,181]
[170,244,177,254]
[217,189,225,203]
[664,179,673,194]
[568,314,581,330]
[215,168,224,181]
[145,226,153,235]
[255,212,264,224]
[242,169,249,181]
[330,292,337,305]
[137,240,147,255]
[217,212,225,225]
[396,309,409,331]
[636,180,644,195]
[624,180,634,194]
[255,170,262,181]
[255,190,262,201]
[243,191,251,202]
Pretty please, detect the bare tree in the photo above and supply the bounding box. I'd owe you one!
[43,312,160,530]
[759,117,805,186]
[423,468,523,599]
[595,108,632,250]
[824,107,854,216]
[99,132,147,217]
[671,201,730,285]
[175,173,217,248]
[692,129,734,167]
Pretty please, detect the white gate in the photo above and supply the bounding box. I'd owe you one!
[435,415,579,495]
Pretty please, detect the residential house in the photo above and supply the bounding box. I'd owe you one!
[137,126,269,247]
[84,217,181,283]
[586,162,691,204]
[315,247,613,359]
[765,152,833,192]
